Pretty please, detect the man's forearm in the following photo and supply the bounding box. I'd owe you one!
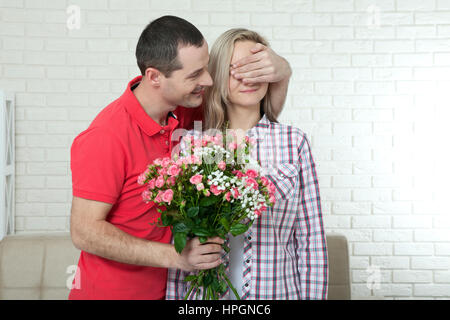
[269,58,292,117]
[73,219,179,269]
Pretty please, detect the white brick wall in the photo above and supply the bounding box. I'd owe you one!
[1,0,450,300]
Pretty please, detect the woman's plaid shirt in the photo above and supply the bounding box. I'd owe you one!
[166,116,329,300]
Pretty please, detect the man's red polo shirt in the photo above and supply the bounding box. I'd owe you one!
[69,76,202,300]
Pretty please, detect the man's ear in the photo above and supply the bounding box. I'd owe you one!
[144,67,162,87]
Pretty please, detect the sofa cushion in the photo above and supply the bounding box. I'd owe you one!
[0,232,350,300]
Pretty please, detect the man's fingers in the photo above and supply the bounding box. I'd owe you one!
[195,258,224,270]
[242,75,272,84]
[250,42,266,53]
[197,243,223,255]
[231,60,267,75]
[203,236,224,245]
[231,52,262,68]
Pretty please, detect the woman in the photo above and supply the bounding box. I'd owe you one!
[166,29,328,300]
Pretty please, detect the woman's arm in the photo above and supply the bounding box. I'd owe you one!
[230,43,292,117]
[295,134,329,300]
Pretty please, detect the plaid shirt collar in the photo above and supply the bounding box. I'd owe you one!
[247,114,270,142]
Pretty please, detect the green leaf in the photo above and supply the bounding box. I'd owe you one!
[187,206,199,218]
[199,236,208,244]
[184,275,198,282]
[161,213,173,226]
[174,232,187,254]
[173,222,189,233]
[192,226,210,237]
[219,217,230,231]
[230,223,250,236]
[199,196,219,207]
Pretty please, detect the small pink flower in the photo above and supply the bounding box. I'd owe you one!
[142,190,152,202]
[168,165,181,177]
[148,178,156,190]
[245,169,258,179]
[254,209,262,217]
[228,142,237,151]
[137,173,146,185]
[210,185,222,196]
[161,189,174,204]
[168,176,176,186]
[268,182,276,194]
[260,176,269,187]
[204,190,211,197]
[196,183,205,191]
[193,139,202,148]
[246,178,259,190]
[213,135,223,146]
[155,176,165,188]
[161,157,171,167]
[218,161,226,171]
[231,187,240,199]
[189,174,203,185]
[154,190,164,203]
[158,167,167,176]
[224,192,231,202]
[269,194,276,204]
[153,158,162,166]
[232,170,245,178]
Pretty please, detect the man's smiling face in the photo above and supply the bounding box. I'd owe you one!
[159,40,213,109]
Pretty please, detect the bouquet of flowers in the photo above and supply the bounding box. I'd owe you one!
[137,131,276,300]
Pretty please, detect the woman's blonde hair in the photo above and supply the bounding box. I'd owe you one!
[204,28,277,130]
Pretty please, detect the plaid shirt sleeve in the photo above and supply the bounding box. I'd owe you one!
[296,133,329,299]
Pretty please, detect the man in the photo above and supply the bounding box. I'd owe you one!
[69,15,292,300]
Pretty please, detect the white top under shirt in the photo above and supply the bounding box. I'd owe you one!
[227,233,245,300]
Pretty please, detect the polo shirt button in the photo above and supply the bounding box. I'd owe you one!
[245,283,249,287]
[160,129,165,134]
[165,141,169,145]
[248,236,252,241]
[246,259,250,264]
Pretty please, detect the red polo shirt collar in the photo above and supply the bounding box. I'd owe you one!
[122,75,179,137]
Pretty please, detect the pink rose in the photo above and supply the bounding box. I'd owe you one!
[161,157,171,167]
[245,169,258,178]
[268,182,276,194]
[246,178,259,190]
[142,190,152,202]
[154,190,164,203]
[155,176,165,188]
[168,165,181,177]
[168,176,176,186]
[218,161,226,171]
[161,189,174,204]
[228,142,237,151]
[213,135,223,146]
[189,174,203,185]
[158,167,167,176]
[137,173,146,185]
[210,185,222,196]
[196,183,205,191]
[232,170,245,178]
[260,176,269,187]
[269,194,276,204]
[148,178,156,190]
[231,187,240,199]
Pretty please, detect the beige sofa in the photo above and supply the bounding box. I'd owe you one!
[0,232,350,300]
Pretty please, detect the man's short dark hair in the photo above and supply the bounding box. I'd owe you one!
[136,15,205,77]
